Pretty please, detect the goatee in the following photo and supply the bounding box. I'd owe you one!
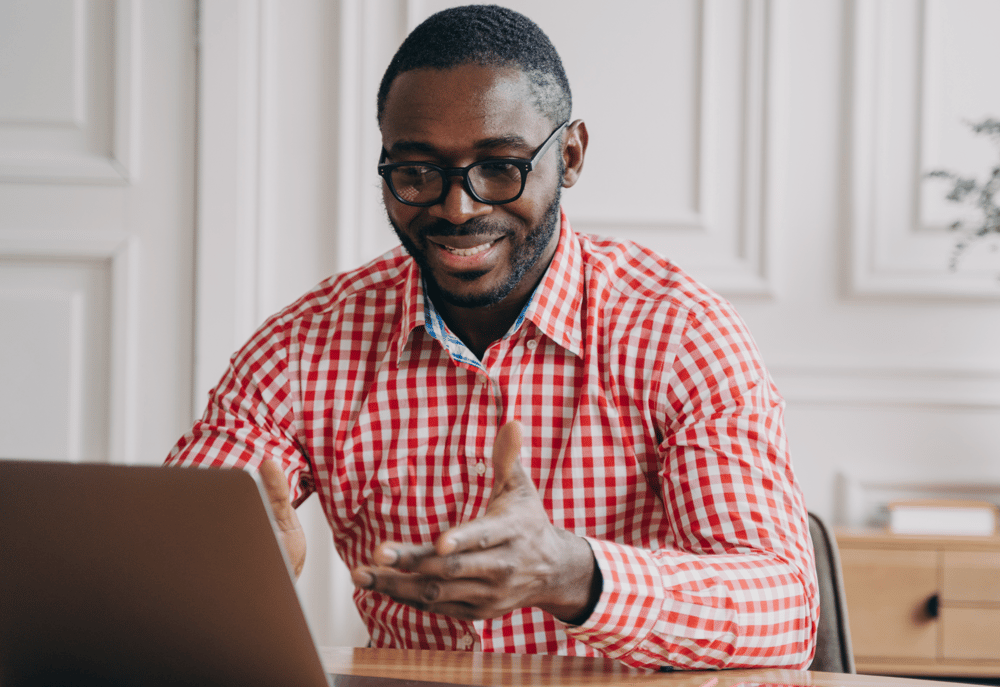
[389,186,562,309]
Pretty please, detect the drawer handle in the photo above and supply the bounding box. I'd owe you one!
[925,594,939,619]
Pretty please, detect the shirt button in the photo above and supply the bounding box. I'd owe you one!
[526,339,538,350]
[475,462,486,476]
[460,633,474,649]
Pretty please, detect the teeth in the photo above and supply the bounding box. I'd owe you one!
[443,239,496,256]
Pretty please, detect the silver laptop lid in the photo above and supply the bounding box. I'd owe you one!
[0,460,331,687]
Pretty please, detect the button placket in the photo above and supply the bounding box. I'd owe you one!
[478,375,498,478]
[463,372,487,460]
[461,371,496,524]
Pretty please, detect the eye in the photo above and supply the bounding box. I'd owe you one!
[395,164,435,182]
[475,161,520,180]
[396,165,431,178]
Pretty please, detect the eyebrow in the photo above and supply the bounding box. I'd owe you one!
[388,134,533,157]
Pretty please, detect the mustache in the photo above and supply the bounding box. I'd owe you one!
[420,217,507,239]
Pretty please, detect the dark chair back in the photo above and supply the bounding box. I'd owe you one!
[807,511,856,673]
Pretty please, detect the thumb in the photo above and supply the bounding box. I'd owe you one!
[258,458,307,578]
[433,422,533,556]
[490,420,530,493]
[259,458,297,528]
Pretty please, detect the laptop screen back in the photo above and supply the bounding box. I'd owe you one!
[0,460,331,687]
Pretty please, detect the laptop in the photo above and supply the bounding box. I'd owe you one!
[0,459,467,687]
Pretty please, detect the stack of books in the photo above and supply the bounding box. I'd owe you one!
[888,500,999,536]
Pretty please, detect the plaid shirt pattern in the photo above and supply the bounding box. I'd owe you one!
[166,212,818,670]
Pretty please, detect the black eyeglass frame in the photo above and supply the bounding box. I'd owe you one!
[378,120,570,207]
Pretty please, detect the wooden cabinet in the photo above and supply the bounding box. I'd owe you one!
[837,530,1000,678]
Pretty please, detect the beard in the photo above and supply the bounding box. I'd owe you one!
[389,185,562,309]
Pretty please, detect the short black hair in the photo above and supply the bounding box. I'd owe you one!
[376,4,571,127]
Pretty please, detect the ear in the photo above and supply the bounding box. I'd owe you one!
[560,119,588,189]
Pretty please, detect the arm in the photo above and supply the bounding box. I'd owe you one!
[565,303,818,669]
[166,322,312,578]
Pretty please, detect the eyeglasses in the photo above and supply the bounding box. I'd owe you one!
[378,121,569,207]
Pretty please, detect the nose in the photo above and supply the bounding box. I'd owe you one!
[427,175,492,225]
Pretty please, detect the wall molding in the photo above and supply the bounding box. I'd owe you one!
[772,363,1000,409]
[194,0,265,407]
[572,0,780,296]
[0,0,139,184]
[848,0,1000,299]
[0,232,139,463]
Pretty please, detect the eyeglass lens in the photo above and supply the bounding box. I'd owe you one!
[388,161,523,205]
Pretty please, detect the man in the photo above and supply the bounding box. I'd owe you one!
[167,5,817,670]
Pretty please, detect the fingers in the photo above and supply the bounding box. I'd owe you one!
[258,458,295,525]
[437,421,533,556]
[373,541,437,569]
[373,542,517,581]
[350,566,511,620]
[436,516,513,557]
[352,422,547,620]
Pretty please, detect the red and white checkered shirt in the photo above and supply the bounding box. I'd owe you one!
[166,211,817,670]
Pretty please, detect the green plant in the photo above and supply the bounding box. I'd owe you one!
[925,117,1000,271]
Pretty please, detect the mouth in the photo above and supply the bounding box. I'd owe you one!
[428,236,504,256]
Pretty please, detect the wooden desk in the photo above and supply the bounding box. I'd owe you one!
[319,648,958,687]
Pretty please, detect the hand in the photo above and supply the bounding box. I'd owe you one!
[259,458,307,579]
[351,421,601,623]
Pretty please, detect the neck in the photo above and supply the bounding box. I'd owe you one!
[429,288,529,360]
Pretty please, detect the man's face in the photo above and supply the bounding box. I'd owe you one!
[379,64,564,309]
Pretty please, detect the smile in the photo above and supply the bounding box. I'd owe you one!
[432,238,502,257]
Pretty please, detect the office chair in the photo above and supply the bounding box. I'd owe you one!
[807,511,856,673]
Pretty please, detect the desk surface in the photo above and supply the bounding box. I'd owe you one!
[319,648,957,687]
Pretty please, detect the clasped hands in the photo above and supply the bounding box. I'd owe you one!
[260,421,600,625]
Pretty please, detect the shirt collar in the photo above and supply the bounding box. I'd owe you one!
[393,208,585,362]
[522,209,584,358]
[395,256,425,362]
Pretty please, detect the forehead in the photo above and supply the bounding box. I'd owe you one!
[380,64,550,152]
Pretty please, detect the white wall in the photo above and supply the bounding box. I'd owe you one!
[198,0,1000,648]
[0,1,197,466]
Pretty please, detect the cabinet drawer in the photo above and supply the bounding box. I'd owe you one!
[941,607,1000,660]
[942,551,1000,602]
[840,548,939,660]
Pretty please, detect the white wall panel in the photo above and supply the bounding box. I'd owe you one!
[333,0,410,273]
[1,1,195,470]
[0,0,137,183]
[0,233,142,465]
[849,0,1000,297]
[0,258,111,461]
[0,0,81,124]
[559,0,775,294]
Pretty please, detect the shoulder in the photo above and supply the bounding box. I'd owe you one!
[573,234,772,402]
[574,232,729,318]
[233,246,413,365]
[271,246,413,323]
[272,246,412,327]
